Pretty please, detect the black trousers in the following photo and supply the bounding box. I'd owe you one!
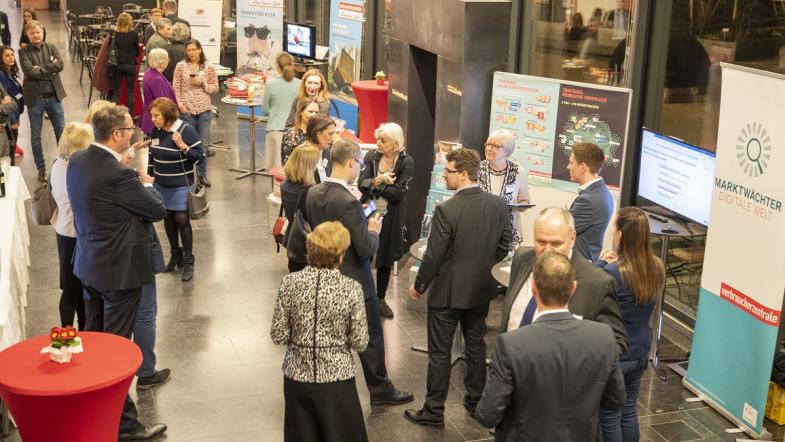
[287,259,307,273]
[357,293,393,396]
[283,376,368,442]
[83,285,143,432]
[55,233,85,329]
[109,64,137,112]
[424,302,489,416]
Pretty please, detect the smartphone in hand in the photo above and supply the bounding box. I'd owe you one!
[363,200,377,218]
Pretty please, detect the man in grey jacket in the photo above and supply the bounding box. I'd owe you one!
[476,251,625,441]
[19,20,65,182]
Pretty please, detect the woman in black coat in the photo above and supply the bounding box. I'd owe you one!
[358,122,414,319]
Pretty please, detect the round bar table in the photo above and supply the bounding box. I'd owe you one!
[0,332,141,442]
[350,80,389,143]
[221,96,267,179]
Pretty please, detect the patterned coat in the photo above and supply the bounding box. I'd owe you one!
[271,267,369,383]
[478,159,530,246]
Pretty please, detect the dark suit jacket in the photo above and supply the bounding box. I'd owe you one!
[500,247,629,354]
[166,13,191,29]
[305,181,379,300]
[66,145,167,291]
[0,12,10,47]
[415,186,512,309]
[476,311,626,441]
[569,178,613,264]
[19,42,66,108]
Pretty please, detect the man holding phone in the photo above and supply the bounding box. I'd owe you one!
[306,139,414,407]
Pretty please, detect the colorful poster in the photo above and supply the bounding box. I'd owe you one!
[328,0,365,132]
[685,63,785,439]
[236,0,284,76]
[489,72,631,191]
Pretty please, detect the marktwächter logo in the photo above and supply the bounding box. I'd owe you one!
[736,122,771,177]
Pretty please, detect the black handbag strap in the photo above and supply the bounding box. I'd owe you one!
[174,123,197,187]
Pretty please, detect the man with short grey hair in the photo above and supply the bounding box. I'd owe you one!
[67,105,168,441]
[19,19,66,182]
[145,18,172,56]
[499,206,628,354]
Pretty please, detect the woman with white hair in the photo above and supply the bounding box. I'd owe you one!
[478,129,531,246]
[358,122,414,319]
[140,48,176,134]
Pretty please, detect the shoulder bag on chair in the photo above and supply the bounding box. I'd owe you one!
[31,159,57,225]
[177,127,209,220]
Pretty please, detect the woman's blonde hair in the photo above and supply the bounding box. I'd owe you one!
[84,100,114,124]
[116,12,133,33]
[374,122,405,152]
[306,221,350,269]
[171,22,190,43]
[58,122,94,157]
[283,144,319,185]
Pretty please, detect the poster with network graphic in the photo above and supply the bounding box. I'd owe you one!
[489,72,631,190]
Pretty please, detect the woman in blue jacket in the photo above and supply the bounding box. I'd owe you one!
[598,207,665,442]
[0,46,23,165]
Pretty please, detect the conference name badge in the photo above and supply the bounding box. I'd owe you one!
[505,184,515,194]
[14,93,21,100]
[152,138,160,146]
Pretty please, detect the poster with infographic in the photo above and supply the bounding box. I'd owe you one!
[489,72,631,190]
[179,0,222,62]
[327,0,365,132]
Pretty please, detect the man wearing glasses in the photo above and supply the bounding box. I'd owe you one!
[67,105,168,441]
[306,139,415,408]
[405,148,512,427]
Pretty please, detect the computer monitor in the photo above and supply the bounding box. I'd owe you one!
[637,128,716,227]
[283,22,316,60]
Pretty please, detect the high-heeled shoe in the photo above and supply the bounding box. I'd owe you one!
[165,248,183,272]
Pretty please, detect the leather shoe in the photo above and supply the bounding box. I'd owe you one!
[370,388,414,406]
[403,408,444,428]
[463,401,477,419]
[199,174,211,187]
[118,423,167,441]
[379,298,394,319]
[136,368,171,390]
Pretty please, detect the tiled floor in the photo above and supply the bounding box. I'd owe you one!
[3,6,785,442]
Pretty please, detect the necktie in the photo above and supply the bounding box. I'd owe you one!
[519,296,537,327]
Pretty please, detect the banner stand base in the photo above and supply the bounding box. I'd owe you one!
[683,379,774,440]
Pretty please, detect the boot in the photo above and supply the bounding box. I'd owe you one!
[165,248,183,272]
[181,254,195,282]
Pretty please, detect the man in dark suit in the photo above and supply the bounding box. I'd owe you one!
[305,139,414,406]
[567,142,614,264]
[0,11,10,46]
[404,148,513,428]
[500,207,628,354]
[19,20,66,182]
[162,0,191,29]
[476,252,625,441]
[67,105,167,441]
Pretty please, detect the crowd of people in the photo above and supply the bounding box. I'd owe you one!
[2,3,666,441]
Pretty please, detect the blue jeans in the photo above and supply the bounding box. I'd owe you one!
[600,357,648,442]
[181,111,212,176]
[133,283,158,377]
[28,96,65,171]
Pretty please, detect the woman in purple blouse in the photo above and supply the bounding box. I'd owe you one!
[141,48,177,134]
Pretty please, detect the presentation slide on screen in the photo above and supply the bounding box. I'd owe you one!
[638,130,715,225]
[286,24,312,58]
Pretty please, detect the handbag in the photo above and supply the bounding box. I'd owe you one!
[176,126,209,219]
[30,160,56,225]
[272,204,288,253]
[106,35,118,68]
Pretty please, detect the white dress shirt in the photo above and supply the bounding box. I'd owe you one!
[507,250,574,331]
[579,177,602,191]
[532,308,571,323]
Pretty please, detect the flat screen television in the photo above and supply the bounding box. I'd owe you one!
[284,22,316,60]
[637,128,716,227]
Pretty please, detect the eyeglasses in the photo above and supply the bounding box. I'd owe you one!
[444,168,460,174]
[244,25,270,39]
[485,143,502,150]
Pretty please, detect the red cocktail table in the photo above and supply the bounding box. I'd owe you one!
[0,331,142,441]
[351,80,389,143]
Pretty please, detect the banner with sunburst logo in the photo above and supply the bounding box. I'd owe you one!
[685,63,785,438]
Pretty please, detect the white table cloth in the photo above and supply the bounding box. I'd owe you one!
[0,167,31,350]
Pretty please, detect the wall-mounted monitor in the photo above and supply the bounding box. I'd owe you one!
[637,128,716,227]
[283,22,316,60]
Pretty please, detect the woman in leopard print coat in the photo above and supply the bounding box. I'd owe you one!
[271,221,370,442]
